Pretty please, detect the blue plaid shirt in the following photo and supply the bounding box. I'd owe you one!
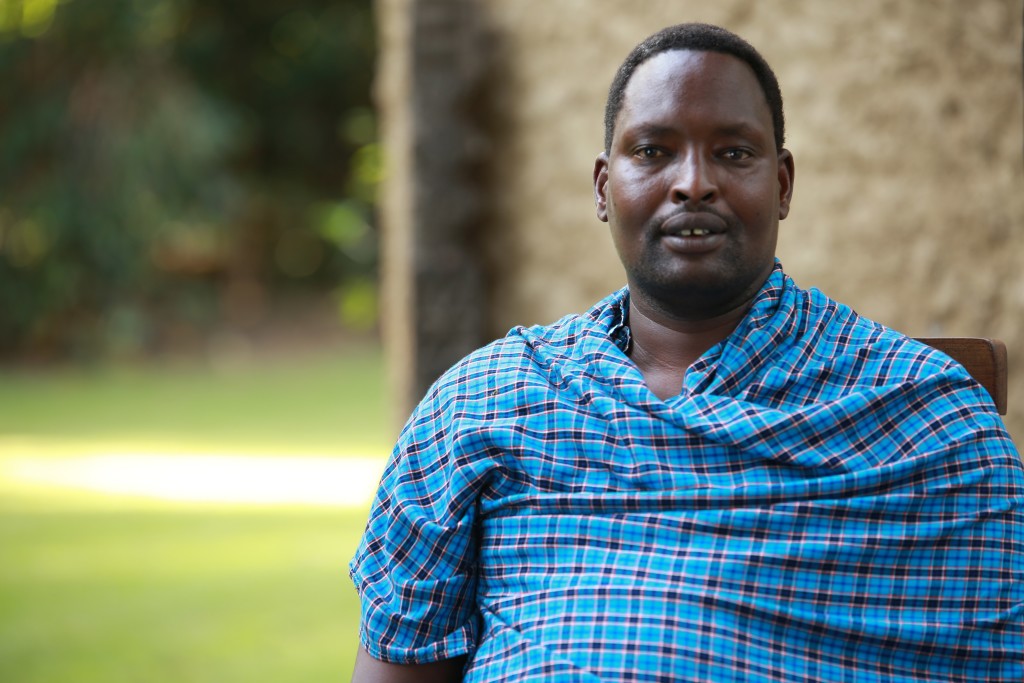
[351,263,1024,681]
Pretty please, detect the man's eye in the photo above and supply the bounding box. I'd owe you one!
[634,146,663,159]
[721,148,752,161]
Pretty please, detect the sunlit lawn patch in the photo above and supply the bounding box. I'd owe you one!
[0,344,392,454]
[0,348,388,682]
[0,481,369,682]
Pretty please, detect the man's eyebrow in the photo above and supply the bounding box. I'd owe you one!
[621,121,767,140]
[712,121,765,139]
[620,123,676,140]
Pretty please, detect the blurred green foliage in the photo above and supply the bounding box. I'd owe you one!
[0,0,379,361]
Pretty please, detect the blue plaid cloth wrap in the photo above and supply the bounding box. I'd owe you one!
[351,263,1024,682]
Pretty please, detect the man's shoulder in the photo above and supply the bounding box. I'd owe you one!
[800,286,961,380]
[784,286,999,418]
[427,289,626,397]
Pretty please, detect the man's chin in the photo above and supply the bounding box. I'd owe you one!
[630,265,771,320]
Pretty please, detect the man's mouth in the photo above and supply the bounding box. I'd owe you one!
[658,213,728,254]
[660,212,727,238]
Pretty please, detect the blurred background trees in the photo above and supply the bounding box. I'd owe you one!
[0,0,379,363]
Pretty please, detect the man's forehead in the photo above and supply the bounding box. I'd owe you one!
[624,49,761,104]
[616,49,772,137]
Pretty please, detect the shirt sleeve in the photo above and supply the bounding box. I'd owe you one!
[349,375,484,664]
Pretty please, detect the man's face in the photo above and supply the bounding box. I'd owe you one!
[594,49,794,319]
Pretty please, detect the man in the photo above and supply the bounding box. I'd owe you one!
[351,23,1023,682]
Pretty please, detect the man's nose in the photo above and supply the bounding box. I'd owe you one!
[671,152,717,205]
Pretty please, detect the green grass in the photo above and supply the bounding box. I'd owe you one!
[0,346,390,682]
[0,343,392,453]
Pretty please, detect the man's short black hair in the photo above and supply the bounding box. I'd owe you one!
[604,23,785,154]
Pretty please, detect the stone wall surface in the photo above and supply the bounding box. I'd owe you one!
[376,0,1024,438]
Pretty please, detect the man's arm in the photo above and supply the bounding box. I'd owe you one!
[351,646,466,683]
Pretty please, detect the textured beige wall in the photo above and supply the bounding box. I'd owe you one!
[376,0,414,423]
[377,0,1024,437]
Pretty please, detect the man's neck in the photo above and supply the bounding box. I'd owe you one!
[627,295,753,400]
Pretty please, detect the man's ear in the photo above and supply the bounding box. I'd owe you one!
[594,152,610,223]
[777,149,795,220]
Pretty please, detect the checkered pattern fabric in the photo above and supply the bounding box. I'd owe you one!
[350,262,1024,681]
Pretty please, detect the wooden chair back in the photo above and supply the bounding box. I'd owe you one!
[915,338,1008,415]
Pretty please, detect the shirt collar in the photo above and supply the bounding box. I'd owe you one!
[604,259,787,358]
